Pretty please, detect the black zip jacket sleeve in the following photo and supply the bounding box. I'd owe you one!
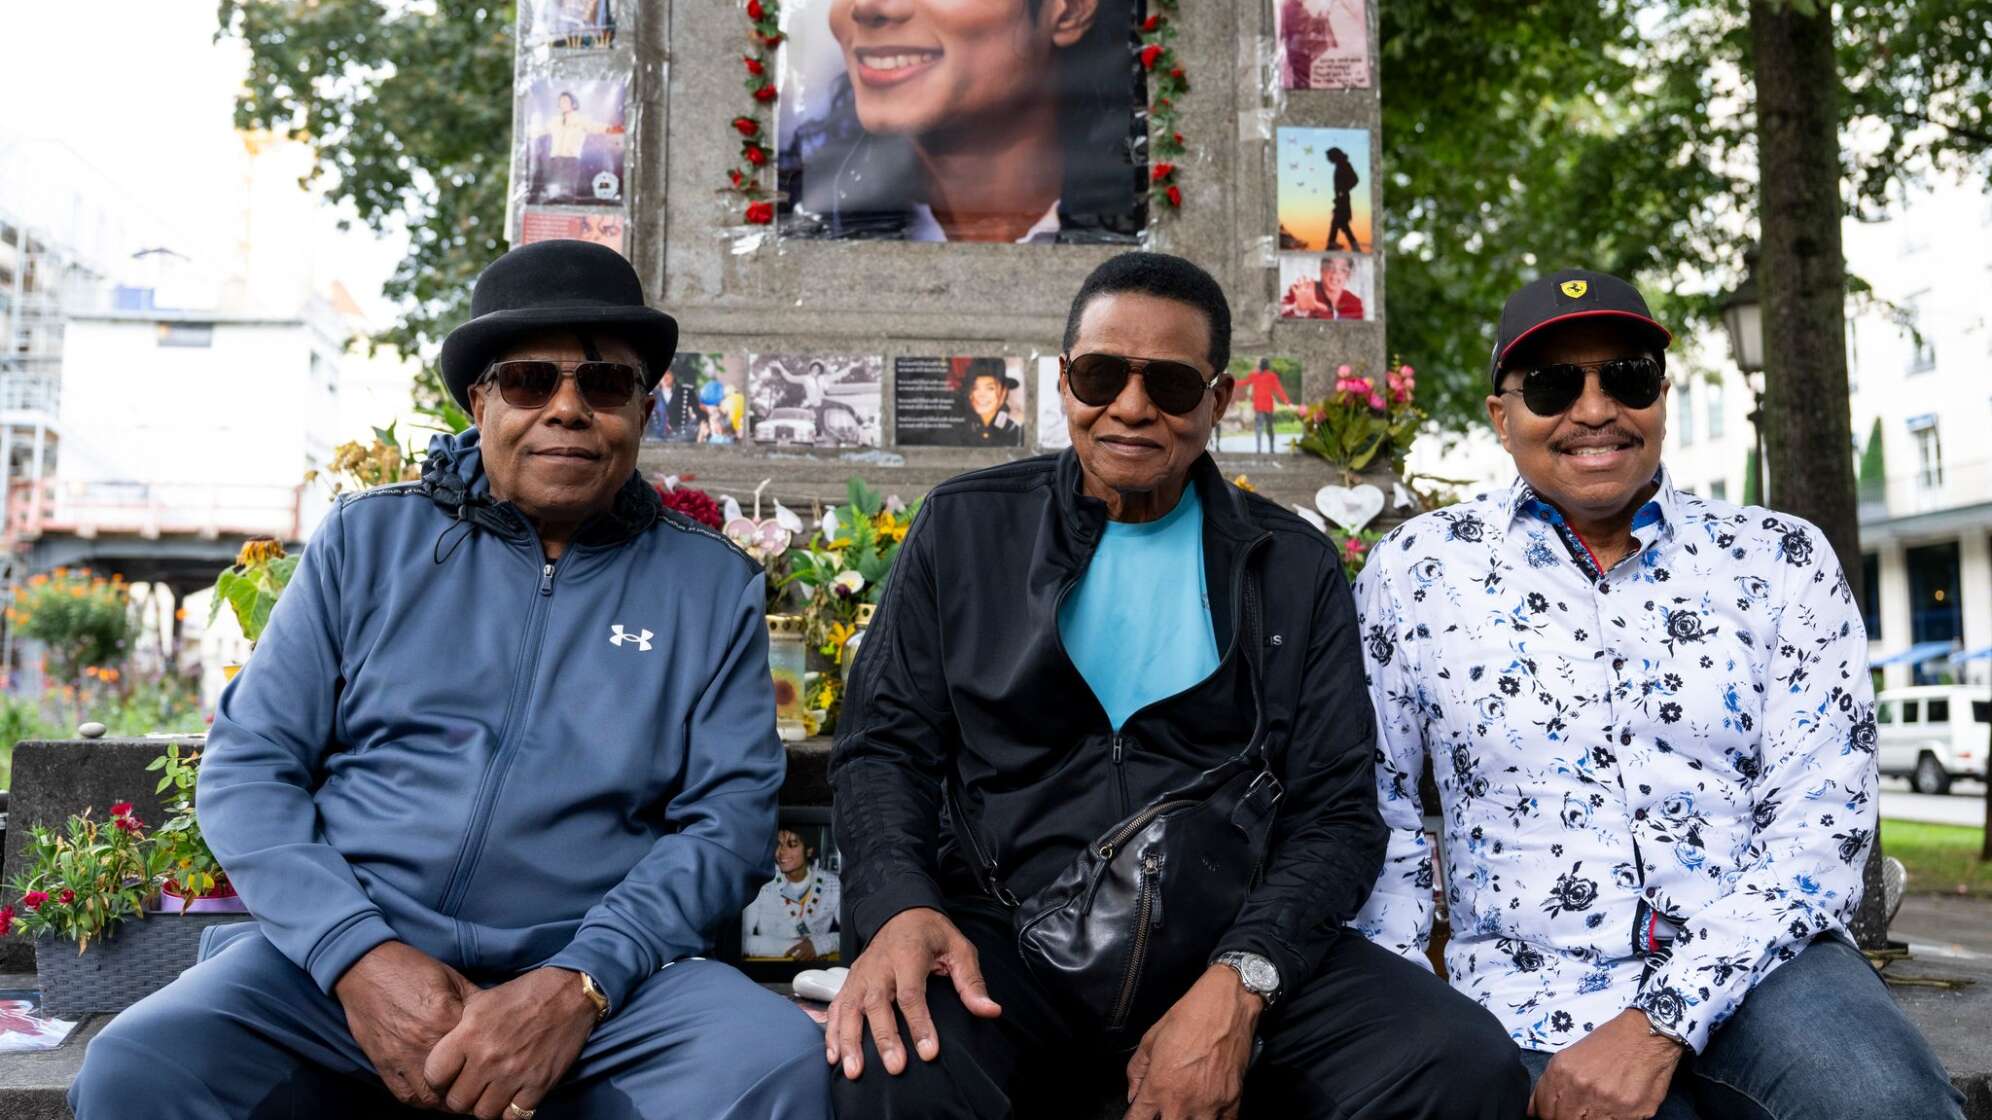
[831,503,955,942]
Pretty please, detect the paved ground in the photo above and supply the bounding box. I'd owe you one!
[1895,893,1992,961]
[1881,777,1988,827]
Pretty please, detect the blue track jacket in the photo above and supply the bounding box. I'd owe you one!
[198,430,782,1012]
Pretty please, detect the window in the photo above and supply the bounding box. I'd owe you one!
[1706,379,1726,439]
[1973,700,1990,724]
[1909,417,1943,490]
[156,322,214,348]
[1877,703,1894,724]
[1927,698,1951,724]
[1901,701,1921,724]
[1901,294,1936,373]
[1709,479,1727,502]
[1675,384,1694,445]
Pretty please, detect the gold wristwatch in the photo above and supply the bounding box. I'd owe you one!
[579,971,611,1022]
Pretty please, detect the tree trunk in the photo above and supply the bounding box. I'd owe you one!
[1750,0,1888,947]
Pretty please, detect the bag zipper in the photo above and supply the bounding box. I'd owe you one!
[1097,798,1197,860]
[1108,850,1163,1030]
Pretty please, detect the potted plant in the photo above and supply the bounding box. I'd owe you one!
[146,745,245,914]
[7,801,247,1016]
[782,478,917,737]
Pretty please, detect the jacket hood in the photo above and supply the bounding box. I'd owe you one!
[422,428,489,504]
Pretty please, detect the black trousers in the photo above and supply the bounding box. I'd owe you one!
[832,899,1529,1120]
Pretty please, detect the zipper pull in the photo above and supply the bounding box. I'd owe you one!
[1142,851,1163,929]
[1112,734,1125,765]
[539,562,555,595]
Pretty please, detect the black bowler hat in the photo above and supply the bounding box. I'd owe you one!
[439,240,679,410]
[1490,268,1672,386]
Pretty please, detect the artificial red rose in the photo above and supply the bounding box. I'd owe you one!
[1170,67,1185,80]
[1142,13,1163,31]
[0,905,12,936]
[110,801,133,817]
[744,144,768,166]
[22,892,48,912]
[658,485,727,529]
[1173,131,1184,145]
[744,55,765,76]
[731,116,760,137]
[729,168,745,187]
[753,84,778,103]
[58,889,74,905]
[745,201,776,226]
[745,0,764,20]
[1166,184,1183,208]
[761,31,784,47]
[1151,162,1175,183]
[1139,44,1164,70]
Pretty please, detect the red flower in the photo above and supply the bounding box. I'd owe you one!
[745,201,776,226]
[1151,162,1175,183]
[58,889,74,905]
[1142,13,1163,31]
[1169,67,1185,81]
[761,31,784,47]
[22,892,47,912]
[753,84,778,103]
[110,801,134,817]
[1139,44,1164,70]
[744,144,768,166]
[731,116,760,137]
[1166,184,1182,208]
[658,484,727,528]
[115,814,142,833]
[0,905,12,935]
[729,168,745,187]
[744,55,765,76]
[1173,131,1184,145]
[745,0,763,19]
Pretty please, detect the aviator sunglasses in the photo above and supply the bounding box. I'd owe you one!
[1499,356,1665,417]
[480,359,645,410]
[1062,352,1223,416]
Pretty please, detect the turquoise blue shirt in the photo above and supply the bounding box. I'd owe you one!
[1058,485,1221,730]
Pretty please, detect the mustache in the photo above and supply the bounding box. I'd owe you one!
[1550,426,1644,452]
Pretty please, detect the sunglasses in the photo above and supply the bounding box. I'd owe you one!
[1062,352,1222,416]
[1499,356,1664,417]
[480,359,645,411]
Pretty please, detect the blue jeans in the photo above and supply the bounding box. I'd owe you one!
[1520,936,1962,1120]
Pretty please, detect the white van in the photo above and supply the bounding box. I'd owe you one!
[1876,685,1991,794]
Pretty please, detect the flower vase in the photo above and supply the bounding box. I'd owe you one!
[766,614,808,742]
[841,602,877,683]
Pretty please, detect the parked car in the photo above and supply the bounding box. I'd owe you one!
[1875,685,1990,794]
[754,407,817,444]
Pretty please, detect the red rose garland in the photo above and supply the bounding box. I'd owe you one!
[726,0,783,224]
[1140,0,1188,210]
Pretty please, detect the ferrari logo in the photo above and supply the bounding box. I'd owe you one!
[1560,280,1589,299]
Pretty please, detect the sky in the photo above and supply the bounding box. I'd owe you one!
[0,0,407,323]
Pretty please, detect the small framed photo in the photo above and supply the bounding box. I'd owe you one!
[719,807,844,982]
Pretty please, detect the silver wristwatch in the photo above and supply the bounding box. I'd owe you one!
[1214,951,1281,1006]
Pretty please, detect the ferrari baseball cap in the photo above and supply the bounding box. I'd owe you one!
[1490,268,1673,386]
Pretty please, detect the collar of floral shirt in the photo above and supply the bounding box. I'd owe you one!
[1503,468,1681,579]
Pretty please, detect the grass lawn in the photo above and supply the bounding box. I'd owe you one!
[1882,819,1992,897]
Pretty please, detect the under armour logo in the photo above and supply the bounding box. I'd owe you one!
[609,625,653,651]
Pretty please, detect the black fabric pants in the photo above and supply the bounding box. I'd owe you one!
[832,899,1528,1120]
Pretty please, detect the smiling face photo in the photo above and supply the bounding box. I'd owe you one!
[775,0,1148,243]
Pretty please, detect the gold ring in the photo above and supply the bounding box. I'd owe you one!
[505,1106,536,1120]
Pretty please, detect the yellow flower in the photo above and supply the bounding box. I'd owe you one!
[1232,474,1257,493]
[826,622,857,659]
[236,537,286,568]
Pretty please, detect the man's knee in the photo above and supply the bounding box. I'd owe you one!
[72,1011,225,1116]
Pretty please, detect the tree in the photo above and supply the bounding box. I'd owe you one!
[1857,416,1885,499]
[219,0,513,421]
[1380,0,1992,434]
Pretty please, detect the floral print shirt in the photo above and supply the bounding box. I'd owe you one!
[1350,472,1876,1053]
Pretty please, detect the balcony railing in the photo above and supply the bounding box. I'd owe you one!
[1860,457,1992,520]
[5,478,303,547]
[0,369,59,414]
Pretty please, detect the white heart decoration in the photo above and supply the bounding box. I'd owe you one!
[1292,504,1328,534]
[1315,484,1386,533]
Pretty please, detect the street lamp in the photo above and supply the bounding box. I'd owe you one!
[1718,250,1767,503]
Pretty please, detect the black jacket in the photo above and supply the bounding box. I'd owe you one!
[831,451,1386,990]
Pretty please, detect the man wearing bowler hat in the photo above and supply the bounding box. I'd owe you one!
[70,240,829,1120]
[1351,268,1963,1119]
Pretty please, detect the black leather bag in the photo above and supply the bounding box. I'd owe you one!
[949,577,1282,1036]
